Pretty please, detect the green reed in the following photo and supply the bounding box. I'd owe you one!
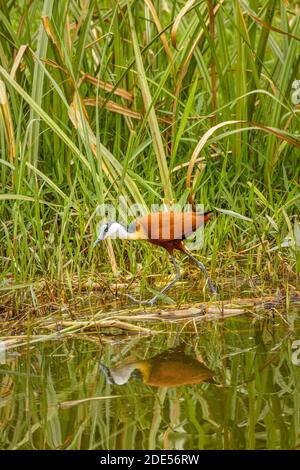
[0,0,299,299]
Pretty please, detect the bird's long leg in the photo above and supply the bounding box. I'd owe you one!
[127,256,181,306]
[182,248,217,294]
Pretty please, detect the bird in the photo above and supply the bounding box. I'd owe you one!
[100,346,215,387]
[93,210,216,305]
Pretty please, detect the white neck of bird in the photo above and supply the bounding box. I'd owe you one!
[108,222,137,240]
[109,363,140,385]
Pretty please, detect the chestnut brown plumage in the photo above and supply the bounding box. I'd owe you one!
[94,211,216,305]
[100,347,215,387]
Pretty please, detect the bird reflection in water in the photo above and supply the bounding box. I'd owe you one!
[100,346,215,388]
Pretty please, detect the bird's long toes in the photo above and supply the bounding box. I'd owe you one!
[126,294,157,307]
[140,298,157,306]
[126,294,141,304]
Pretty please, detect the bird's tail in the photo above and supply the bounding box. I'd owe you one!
[200,211,214,223]
[203,211,214,219]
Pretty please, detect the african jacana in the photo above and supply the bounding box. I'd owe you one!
[94,210,216,305]
[100,347,215,387]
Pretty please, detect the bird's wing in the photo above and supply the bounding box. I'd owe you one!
[137,212,207,241]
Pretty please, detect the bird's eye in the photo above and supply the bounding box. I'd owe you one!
[104,225,109,233]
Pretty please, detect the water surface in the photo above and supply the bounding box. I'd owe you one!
[1,310,300,450]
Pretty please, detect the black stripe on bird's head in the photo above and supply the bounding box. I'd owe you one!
[93,221,116,247]
[93,221,135,246]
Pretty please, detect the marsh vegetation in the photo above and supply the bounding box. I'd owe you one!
[0,0,299,451]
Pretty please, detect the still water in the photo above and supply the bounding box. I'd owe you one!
[1,311,300,450]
